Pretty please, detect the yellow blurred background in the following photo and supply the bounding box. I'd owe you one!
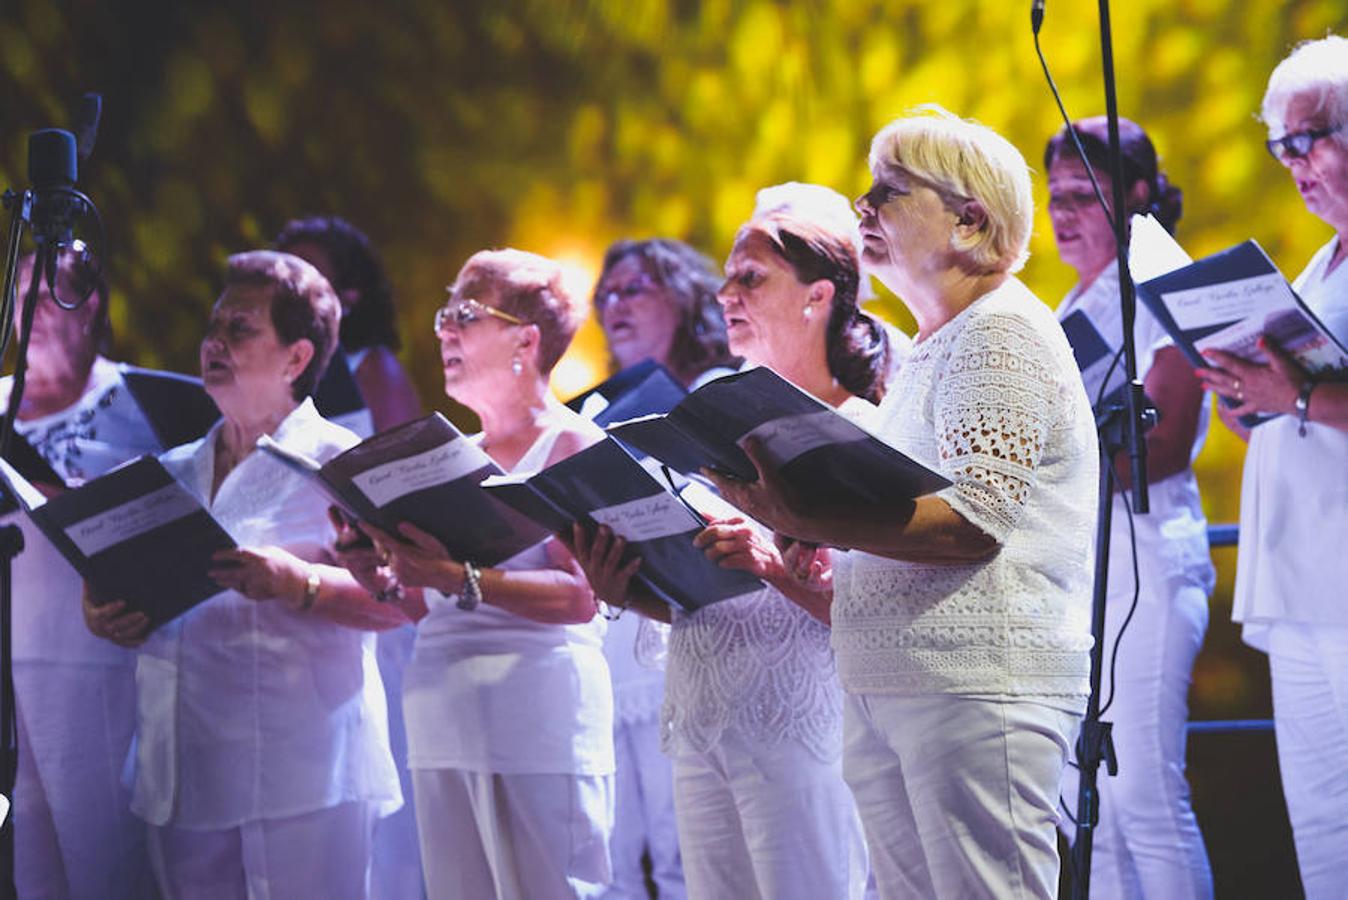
[4,1,1346,892]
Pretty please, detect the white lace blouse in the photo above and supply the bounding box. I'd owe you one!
[831,278,1099,709]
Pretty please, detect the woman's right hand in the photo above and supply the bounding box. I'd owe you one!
[82,585,150,648]
[329,507,399,596]
[569,523,642,608]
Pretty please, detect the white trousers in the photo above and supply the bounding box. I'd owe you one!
[1267,622,1348,900]
[370,625,423,900]
[1060,570,1213,900]
[843,693,1079,900]
[410,767,613,900]
[13,661,157,900]
[147,800,379,900]
[670,728,868,900]
[603,717,685,900]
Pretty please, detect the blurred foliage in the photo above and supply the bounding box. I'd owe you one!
[3,2,1346,886]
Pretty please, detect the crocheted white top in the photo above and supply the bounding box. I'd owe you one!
[831,278,1098,709]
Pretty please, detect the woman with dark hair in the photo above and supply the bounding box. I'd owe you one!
[277,216,424,898]
[594,238,737,390]
[3,249,160,899]
[590,238,736,900]
[84,251,405,898]
[276,216,422,434]
[1045,118,1215,900]
[574,184,881,900]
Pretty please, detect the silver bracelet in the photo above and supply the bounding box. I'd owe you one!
[456,561,482,611]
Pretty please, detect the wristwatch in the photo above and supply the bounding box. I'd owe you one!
[456,560,482,611]
[1295,380,1317,437]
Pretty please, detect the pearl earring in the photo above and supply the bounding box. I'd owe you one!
[511,356,524,376]
[803,306,814,321]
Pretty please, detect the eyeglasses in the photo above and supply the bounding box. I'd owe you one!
[433,296,526,333]
[855,169,966,215]
[595,274,659,311]
[1265,124,1342,161]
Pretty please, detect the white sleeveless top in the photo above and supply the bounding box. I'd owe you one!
[403,415,614,776]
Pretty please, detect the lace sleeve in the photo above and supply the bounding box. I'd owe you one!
[935,312,1064,543]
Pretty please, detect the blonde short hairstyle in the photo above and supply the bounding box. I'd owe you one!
[1260,34,1348,148]
[459,248,585,374]
[868,106,1034,274]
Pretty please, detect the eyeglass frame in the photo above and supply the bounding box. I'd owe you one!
[433,295,527,334]
[594,273,661,312]
[854,166,969,216]
[1265,124,1343,162]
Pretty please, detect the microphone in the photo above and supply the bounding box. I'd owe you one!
[26,128,83,247]
[1031,0,1046,35]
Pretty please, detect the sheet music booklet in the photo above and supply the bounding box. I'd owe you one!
[258,412,548,568]
[605,366,951,507]
[482,437,762,612]
[0,454,235,628]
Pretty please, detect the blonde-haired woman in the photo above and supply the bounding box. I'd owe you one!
[712,109,1099,899]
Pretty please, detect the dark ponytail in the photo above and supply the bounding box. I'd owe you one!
[773,227,890,403]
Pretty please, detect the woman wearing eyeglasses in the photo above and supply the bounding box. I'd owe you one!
[574,185,884,900]
[1045,117,1215,900]
[587,238,736,900]
[705,110,1098,899]
[1194,35,1348,899]
[344,249,614,900]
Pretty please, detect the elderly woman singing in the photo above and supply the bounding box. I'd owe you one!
[343,249,615,900]
[84,251,404,898]
[710,110,1099,899]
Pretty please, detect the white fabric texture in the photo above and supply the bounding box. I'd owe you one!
[410,768,613,900]
[602,716,685,900]
[831,278,1098,704]
[1056,267,1215,899]
[670,726,868,900]
[147,800,379,900]
[1265,623,1348,900]
[133,399,401,828]
[1231,239,1348,898]
[14,662,157,900]
[403,413,613,776]
[1233,237,1348,644]
[844,693,1078,900]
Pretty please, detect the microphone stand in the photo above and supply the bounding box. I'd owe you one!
[0,190,52,900]
[1070,2,1152,898]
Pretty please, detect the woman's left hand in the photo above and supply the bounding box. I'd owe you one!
[693,515,785,580]
[210,546,310,608]
[358,520,462,595]
[701,438,803,538]
[1197,336,1306,418]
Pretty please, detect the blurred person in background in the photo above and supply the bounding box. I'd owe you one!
[3,249,161,899]
[1045,116,1214,900]
[277,215,425,899]
[589,237,739,899]
[1197,35,1348,900]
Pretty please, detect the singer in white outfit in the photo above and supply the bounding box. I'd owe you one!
[83,251,405,899]
[1045,116,1215,900]
[3,250,161,900]
[1196,35,1348,900]
[710,111,1098,900]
